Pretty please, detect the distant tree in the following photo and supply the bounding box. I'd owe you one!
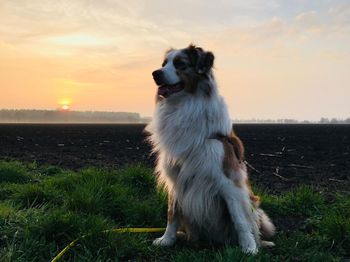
[330,118,339,124]
[320,117,329,124]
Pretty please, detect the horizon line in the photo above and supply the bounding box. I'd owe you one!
[0,108,349,123]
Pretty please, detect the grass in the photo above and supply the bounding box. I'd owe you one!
[0,160,349,261]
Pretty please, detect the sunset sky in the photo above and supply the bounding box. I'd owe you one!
[0,0,349,120]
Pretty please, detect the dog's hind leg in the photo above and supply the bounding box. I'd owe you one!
[153,193,179,246]
[219,178,259,254]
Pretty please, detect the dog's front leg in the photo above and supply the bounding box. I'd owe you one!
[153,193,179,246]
[220,179,259,254]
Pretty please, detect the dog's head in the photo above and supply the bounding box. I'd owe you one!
[152,44,215,100]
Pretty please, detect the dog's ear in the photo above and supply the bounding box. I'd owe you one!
[196,51,214,74]
[185,45,215,74]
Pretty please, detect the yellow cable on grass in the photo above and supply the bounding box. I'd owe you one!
[51,227,165,262]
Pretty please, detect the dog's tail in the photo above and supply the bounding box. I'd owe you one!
[257,208,276,239]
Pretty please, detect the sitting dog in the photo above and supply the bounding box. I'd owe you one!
[145,44,275,254]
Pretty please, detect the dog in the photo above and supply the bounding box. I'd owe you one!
[145,44,275,254]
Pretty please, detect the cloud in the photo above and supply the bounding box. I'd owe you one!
[329,5,350,23]
[328,5,350,35]
[295,10,317,22]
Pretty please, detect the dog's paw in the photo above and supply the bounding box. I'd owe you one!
[241,245,258,255]
[239,235,258,255]
[152,235,176,247]
[261,241,275,248]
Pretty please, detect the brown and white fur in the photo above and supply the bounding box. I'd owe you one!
[145,45,275,254]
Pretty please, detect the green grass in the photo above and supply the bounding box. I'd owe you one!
[0,160,349,261]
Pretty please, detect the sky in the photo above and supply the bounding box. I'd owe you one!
[0,0,349,121]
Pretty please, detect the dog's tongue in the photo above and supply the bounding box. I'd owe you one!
[157,84,183,98]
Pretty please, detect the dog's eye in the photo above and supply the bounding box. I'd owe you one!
[162,59,168,67]
[173,59,187,70]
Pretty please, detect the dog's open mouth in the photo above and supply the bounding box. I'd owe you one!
[157,82,184,98]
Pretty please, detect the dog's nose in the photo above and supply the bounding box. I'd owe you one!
[152,70,163,81]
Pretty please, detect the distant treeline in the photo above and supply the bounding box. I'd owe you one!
[0,109,149,123]
[233,118,350,124]
[0,109,349,124]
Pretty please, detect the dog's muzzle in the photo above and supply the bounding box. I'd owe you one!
[152,70,184,98]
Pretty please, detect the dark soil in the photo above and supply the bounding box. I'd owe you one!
[0,124,349,193]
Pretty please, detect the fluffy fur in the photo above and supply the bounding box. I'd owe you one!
[145,45,275,254]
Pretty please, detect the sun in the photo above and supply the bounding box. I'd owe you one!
[58,99,72,111]
[61,104,70,111]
